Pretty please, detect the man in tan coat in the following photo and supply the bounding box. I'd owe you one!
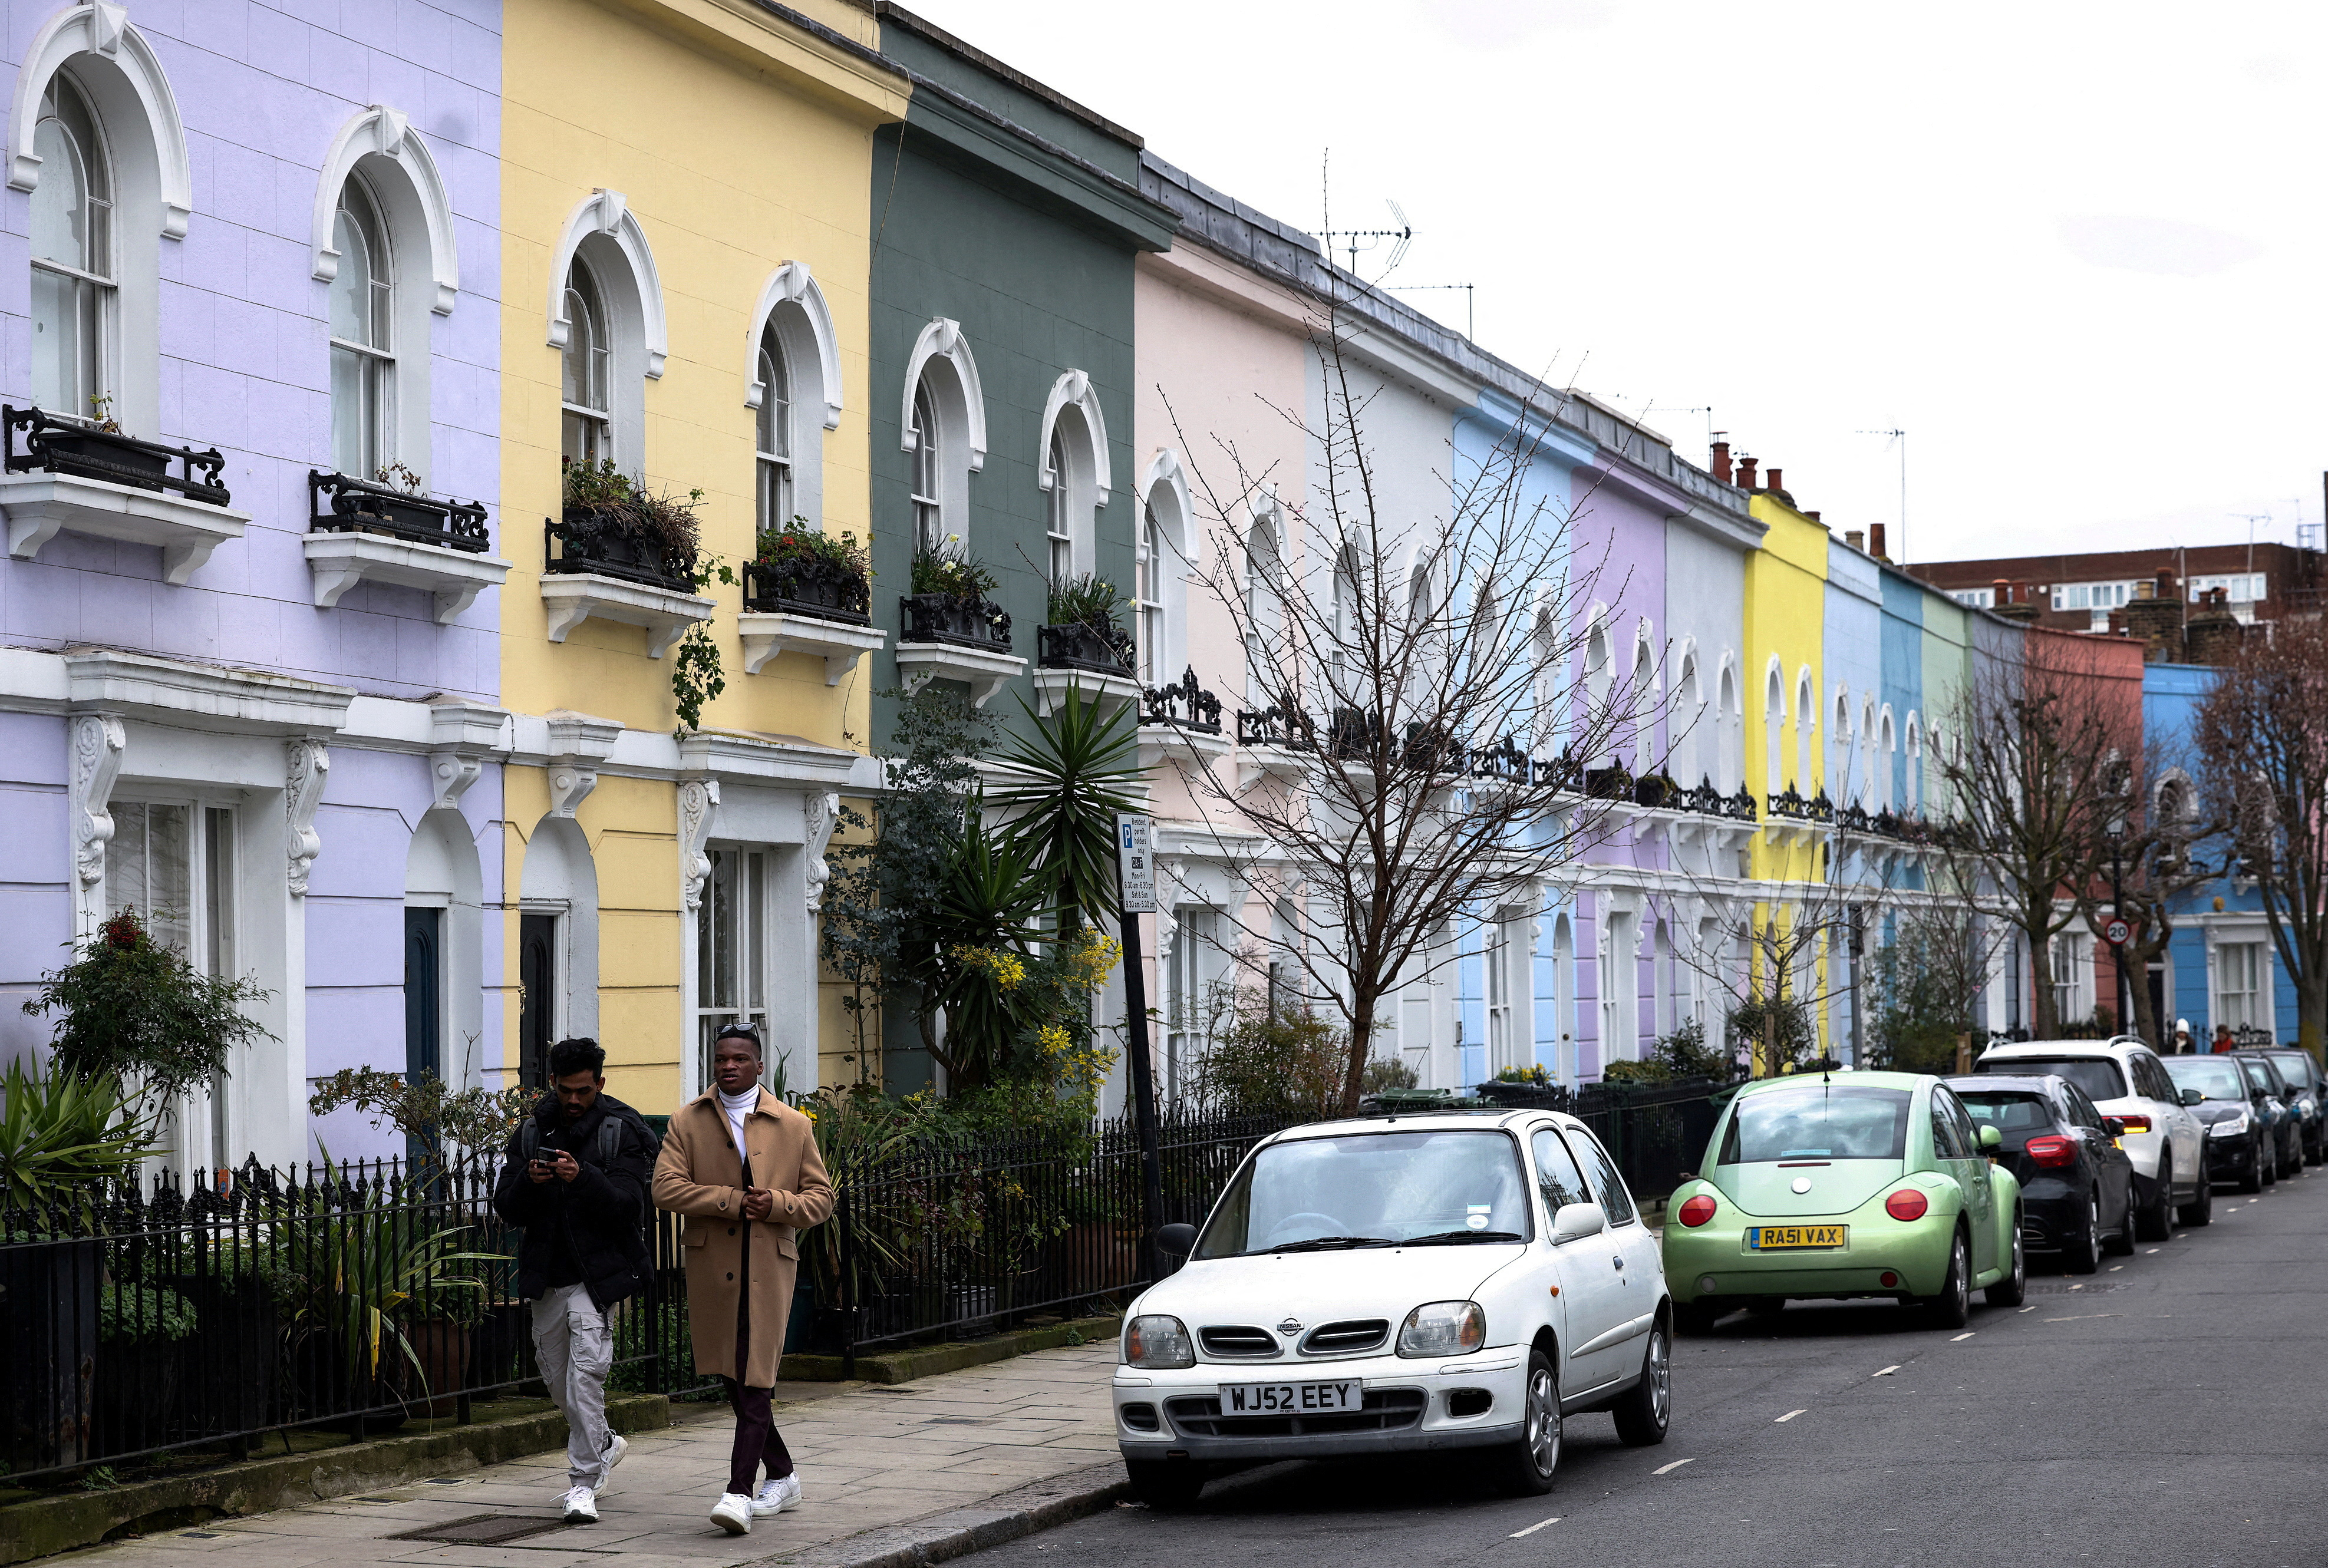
[652,1025,833,1534]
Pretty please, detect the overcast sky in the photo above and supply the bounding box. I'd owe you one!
[909,0,2326,566]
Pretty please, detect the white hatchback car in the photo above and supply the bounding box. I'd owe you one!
[1973,1038,2210,1236]
[1113,1110,1672,1506]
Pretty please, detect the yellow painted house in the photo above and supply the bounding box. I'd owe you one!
[497,0,907,1111]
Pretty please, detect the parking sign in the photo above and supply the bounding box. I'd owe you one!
[1116,813,1156,913]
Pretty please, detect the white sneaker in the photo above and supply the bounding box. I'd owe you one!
[603,1433,628,1478]
[559,1486,599,1523]
[750,1473,802,1516]
[710,1493,753,1535]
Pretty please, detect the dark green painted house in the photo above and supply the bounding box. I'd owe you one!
[865,4,1178,1087]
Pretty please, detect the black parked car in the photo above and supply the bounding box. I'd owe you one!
[1948,1074,2136,1274]
[2232,1052,2304,1180]
[2165,1055,2275,1194]
[2257,1048,2325,1166]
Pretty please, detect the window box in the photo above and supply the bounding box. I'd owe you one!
[539,518,710,658]
[309,470,490,552]
[1036,619,1134,676]
[744,556,870,623]
[901,590,1011,651]
[1,404,245,584]
[302,471,508,623]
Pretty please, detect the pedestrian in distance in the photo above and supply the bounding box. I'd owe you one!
[652,1025,834,1536]
[2212,1023,2237,1054]
[490,1037,659,1524]
[2174,1018,2194,1054]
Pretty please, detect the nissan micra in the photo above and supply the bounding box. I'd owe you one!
[1114,1110,1673,1507]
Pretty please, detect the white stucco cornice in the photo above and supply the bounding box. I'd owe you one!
[9,3,190,239]
[546,189,668,378]
[311,104,460,313]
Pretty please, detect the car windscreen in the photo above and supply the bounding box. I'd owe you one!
[1955,1091,2055,1134]
[1979,1056,2127,1102]
[2238,1058,2279,1095]
[1193,1130,1532,1259]
[1717,1085,1912,1163]
[2266,1053,2316,1092]
[2164,1057,2248,1101]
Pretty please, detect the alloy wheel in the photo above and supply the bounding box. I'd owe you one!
[1645,1327,1671,1427]
[1525,1362,1562,1477]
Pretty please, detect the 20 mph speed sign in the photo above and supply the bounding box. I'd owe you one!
[2104,918,2132,946]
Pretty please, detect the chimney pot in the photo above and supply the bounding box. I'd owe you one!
[2156,566,2177,599]
[1845,529,1864,549]
[1806,510,1822,523]
[1737,455,1760,490]
[1765,467,1783,496]
[1869,522,1888,559]
[1711,439,1732,484]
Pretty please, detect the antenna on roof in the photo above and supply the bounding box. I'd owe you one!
[1386,283,1475,339]
[1323,200,1412,280]
[1858,428,1907,563]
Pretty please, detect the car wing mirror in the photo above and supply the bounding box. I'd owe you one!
[2180,1088,2205,1107]
[2103,1117,2126,1137]
[1551,1201,1608,1245]
[1979,1124,2003,1152]
[1153,1222,1198,1261]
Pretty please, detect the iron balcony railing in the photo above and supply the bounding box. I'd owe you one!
[742,556,871,622]
[899,591,1011,651]
[308,470,489,552]
[1141,666,1222,733]
[544,510,695,592]
[5,404,230,506]
[1036,619,1135,675]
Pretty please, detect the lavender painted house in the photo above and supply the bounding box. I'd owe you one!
[0,0,504,1173]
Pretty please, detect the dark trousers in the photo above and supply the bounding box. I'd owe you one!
[725,1164,793,1496]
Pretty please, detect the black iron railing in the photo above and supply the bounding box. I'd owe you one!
[1142,666,1222,733]
[1767,786,1835,824]
[900,592,1011,651]
[1468,1077,1724,1203]
[545,509,695,591]
[1037,619,1135,675]
[308,471,489,553]
[743,556,871,622]
[4,404,229,505]
[1236,702,1316,750]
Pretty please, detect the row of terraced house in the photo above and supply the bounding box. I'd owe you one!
[0,0,2299,1172]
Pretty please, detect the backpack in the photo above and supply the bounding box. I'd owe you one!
[520,1109,627,1168]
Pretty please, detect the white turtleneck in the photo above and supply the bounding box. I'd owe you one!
[718,1085,758,1175]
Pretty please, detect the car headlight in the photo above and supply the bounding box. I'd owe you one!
[1123,1315,1194,1369]
[1397,1300,1485,1358]
[2210,1113,2250,1137]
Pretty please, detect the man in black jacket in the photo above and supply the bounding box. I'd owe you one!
[492,1038,657,1523]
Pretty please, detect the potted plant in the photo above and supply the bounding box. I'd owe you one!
[1039,574,1133,672]
[748,519,871,622]
[32,396,174,490]
[556,459,701,588]
[903,536,1008,647]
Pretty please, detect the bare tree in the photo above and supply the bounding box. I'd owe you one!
[1158,312,1647,1113]
[2194,617,2328,1055]
[1937,630,2140,1039]
[2069,748,2219,1049]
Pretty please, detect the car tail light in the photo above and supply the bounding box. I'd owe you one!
[2024,1134,2078,1169]
[1885,1188,1929,1222]
[2115,1114,2152,1135]
[1677,1194,1718,1228]
[1879,1271,1900,1288]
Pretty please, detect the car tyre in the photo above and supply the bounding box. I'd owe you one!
[2136,1151,2177,1241]
[2066,1191,2103,1273]
[1922,1230,1971,1331]
[2261,1143,2278,1187]
[1674,1301,1723,1338]
[1490,1347,1562,1497]
[1610,1319,1672,1447]
[1123,1460,1206,1510]
[2178,1163,2213,1226]
[1984,1211,2027,1307]
[2240,1136,2266,1194]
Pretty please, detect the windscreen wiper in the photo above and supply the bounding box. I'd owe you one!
[1259,1235,1395,1254]
[1401,1229,1526,1246]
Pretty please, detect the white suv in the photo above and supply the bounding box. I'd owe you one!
[1973,1038,2210,1236]
[1114,1111,1672,1507]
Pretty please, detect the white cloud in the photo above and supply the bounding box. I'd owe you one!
[2057,215,2264,278]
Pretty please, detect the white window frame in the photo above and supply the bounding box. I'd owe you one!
[1136,450,1192,687]
[744,260,841,533]
[1037,368,1108,585]
[694,844,776,1090]
[1243,497,1285,707]
[756,324,794,533]
[29,68,115,425]
[544,189,665,477]
[900,317,986,550]
[1165,906,1220,1101]
[327,170,395,480]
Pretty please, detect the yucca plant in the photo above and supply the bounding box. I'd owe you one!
[0,1059,159,1221]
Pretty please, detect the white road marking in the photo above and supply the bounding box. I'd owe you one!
[2017,1305,2037,1313]
[2145,1247,2161,1254]
[1653,1458,1696,1474]
[2108,1265,2124,1272]
[1774,1409,1808,1422]
[1950,1332,1974,1342]
[2068,1283,2085,1290]
[2043,1313,2121,1322]
[1509,1515,1562,1537]
[1872,1365,1901,1376]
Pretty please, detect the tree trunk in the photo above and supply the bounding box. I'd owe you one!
[2299,970,2327,1062]
[2125,939,2164,1049]
[2027,921,2058,1039]
[1340,994,1377,1115]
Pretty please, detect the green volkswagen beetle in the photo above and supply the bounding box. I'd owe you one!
[1662,1071,2024,1333]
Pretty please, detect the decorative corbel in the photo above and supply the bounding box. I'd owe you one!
[285,737,331,896]
[804,791,841,910]
[69,713,126,914]
[679,779,721,910]
[427,700,504,814]
[545,711,621,820]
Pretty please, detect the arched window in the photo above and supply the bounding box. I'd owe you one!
[1038,369,1107,589]
[1244,511,1282,706]
[560,255,611,465]
[328,173,393,477]
[1795,668,1816,793]
[1878,707,1897,811]
[1631,633,1657,774]
[1673,649,1700,786]
[1831,689,1853,805]
[30,70,113,421]
[1137,450,1192,687]
[1905,713,1923,815]
[1718,658,1740,794]
[1135,499,1162,683]
[755,321,793,531]
[1764,661,1785,794]
[1531,608,1560,752]
[910,379,942,550]
[1333,542,1361,692]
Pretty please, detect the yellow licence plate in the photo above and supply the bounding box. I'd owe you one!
[1747,1224,1846,1251]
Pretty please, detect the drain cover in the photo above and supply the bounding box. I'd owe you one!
[387,1514,576,1546]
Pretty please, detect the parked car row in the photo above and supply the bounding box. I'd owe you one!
[1112,1039,2323,1510]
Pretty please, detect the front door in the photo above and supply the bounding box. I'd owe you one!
[403,907,443,1167]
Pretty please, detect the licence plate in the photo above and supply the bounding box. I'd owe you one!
[1218,1379,1361,1415]
[1746,1224,1846,1250]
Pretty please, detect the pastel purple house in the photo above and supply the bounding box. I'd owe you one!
[0,0,505,1173]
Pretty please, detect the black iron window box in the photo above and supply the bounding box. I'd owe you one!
[5,404,230,506]
[1037,619,1134,675]
[309,470,489,552]
[546,507,694,592]
[901,591,1011,651]
[744,557,871,624]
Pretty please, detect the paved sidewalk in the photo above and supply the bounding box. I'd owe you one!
[67,1342,1125,1568]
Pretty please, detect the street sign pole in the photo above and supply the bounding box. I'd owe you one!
[1113,813,1166,1283]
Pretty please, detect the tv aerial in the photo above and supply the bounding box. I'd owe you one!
[1324,200,1412,278]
